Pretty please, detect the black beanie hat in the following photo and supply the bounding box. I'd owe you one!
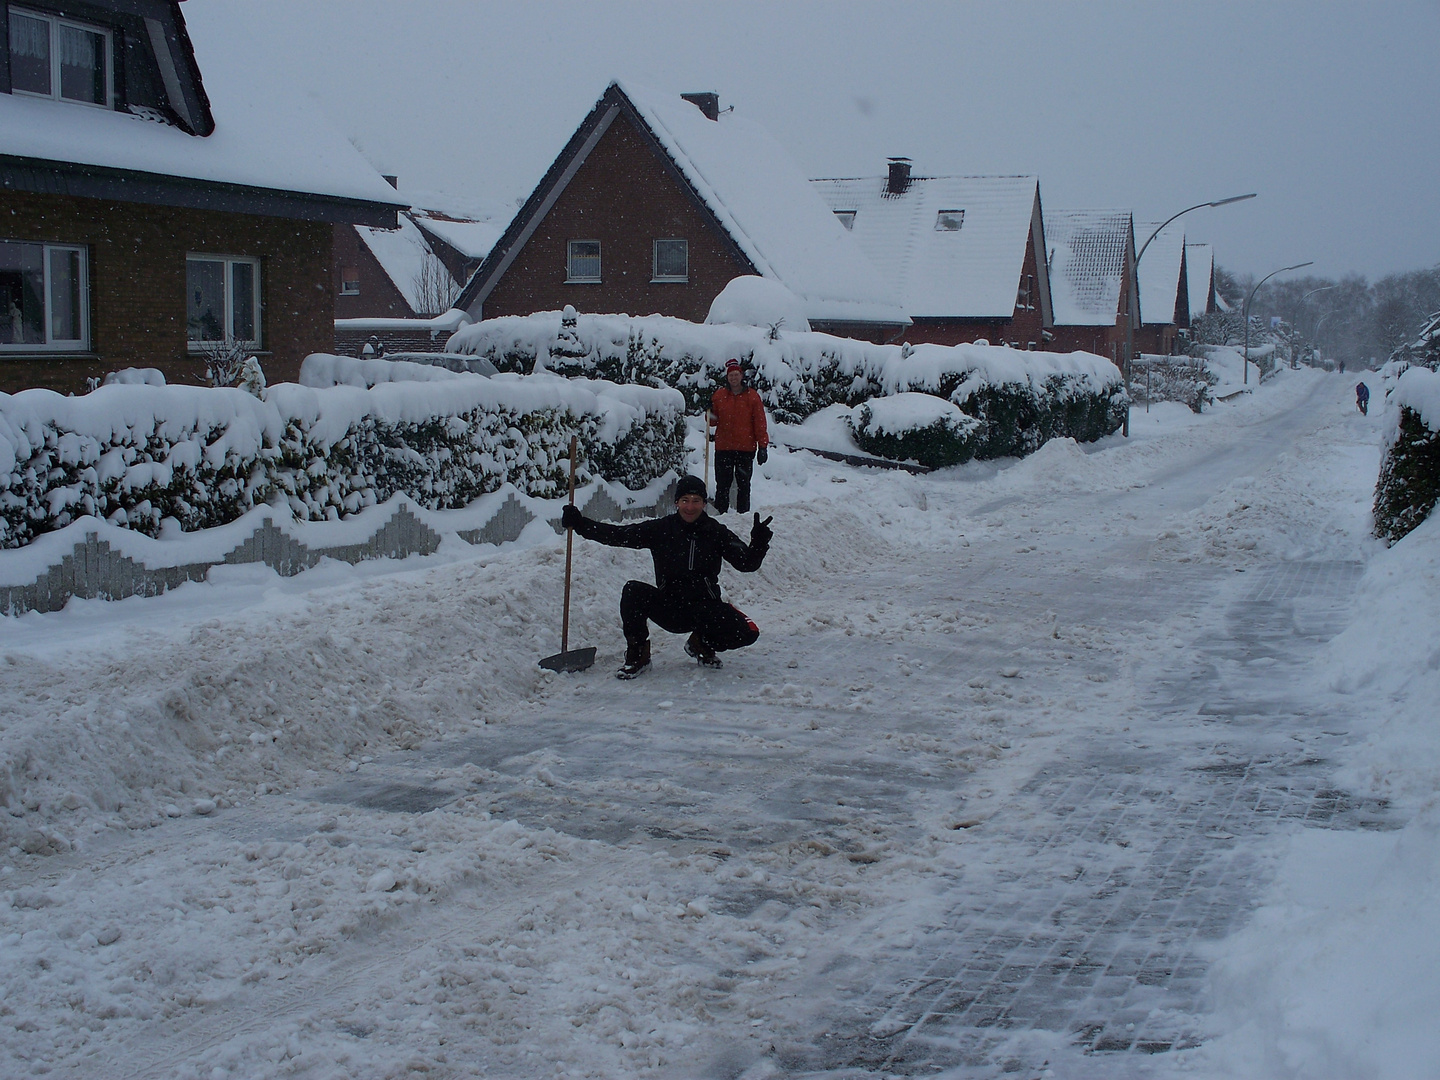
[675,475,708,502]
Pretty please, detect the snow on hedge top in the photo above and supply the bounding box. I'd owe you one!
[0,7,403,208]
[1390,364,1440,435]
[850,393,976,436]
[1136,221,1185,326]
[616,81,907,327]
[1186,243,1215,321]
[811,174,1039,319]
[706,276,811,333]
[1047,209,1134,326]
[447,310,1122,404]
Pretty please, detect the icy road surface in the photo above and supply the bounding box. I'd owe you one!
[0,372,1397,1079]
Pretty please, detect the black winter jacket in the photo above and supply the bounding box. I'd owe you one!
[573,512,768,601]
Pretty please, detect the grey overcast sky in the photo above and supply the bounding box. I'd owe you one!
[186,0,1439,281]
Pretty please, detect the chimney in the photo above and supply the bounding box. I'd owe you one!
[681,92,720,121]
[886,158,912,196]
[382,174,399,189]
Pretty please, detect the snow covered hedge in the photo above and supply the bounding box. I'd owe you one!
[847,394,983,468]
[1373,365,1440,545]
[447,309,1126,462]
[0,359,684,550]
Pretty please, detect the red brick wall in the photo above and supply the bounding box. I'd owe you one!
[482,115,752,322]
[333,224,417,320]
[0,189,332,394]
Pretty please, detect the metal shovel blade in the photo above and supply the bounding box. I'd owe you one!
[538,646,597,673]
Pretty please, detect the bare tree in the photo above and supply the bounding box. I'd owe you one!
[412,253,460,316]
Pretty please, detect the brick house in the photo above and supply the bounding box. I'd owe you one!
[1185,243,1220,320]
[456,81,907,340]
[1134,221,1190,355]
[1045,210,1139,364]
[333,191,503,356]
[0,0,404,394]
[811,163,1054,348]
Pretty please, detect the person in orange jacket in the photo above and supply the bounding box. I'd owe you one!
[708,358,769,514]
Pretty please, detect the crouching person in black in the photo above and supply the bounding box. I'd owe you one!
[560,475,772,679]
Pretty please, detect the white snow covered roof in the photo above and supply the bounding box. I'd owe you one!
[1186,243,1215,320]
[0,6,404,212]
[410,211,505,262]
[1135,222,1186,327]
[603,81,907,326]
[356,217,456,315]
[810,174,1040,320]
[1046,210,1133,327]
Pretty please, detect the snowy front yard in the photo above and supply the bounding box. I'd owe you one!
[1,371,1433,1079]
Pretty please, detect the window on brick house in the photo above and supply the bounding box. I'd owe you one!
[1016,273,1036,312]
[8,8,112,107]
[0,239,88,351]
[340,268,361,295]
[187,255,260,347]
[566,240,601,283]
[652,239,688,282]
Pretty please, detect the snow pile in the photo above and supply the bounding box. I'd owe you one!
[705,275,812,334]
[1203,512,1440,1080]
[298,353,473,388]
[448,310,1126,458]
[846,393,982,468]
[1372,364,1440,543]
[0,371,684,549]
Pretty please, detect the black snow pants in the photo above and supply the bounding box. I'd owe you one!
[621,581,760,652]
[713,450,755,514]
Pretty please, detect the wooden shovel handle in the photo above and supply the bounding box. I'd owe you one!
[561,435,577,654]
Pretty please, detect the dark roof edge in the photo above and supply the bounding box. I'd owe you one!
[0,157,405,226]
[168,0,216,136]
[457,81,757,315]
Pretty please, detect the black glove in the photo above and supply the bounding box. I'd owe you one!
[756,446,768,465]
[561,504,583,531]
[751,513,773,547]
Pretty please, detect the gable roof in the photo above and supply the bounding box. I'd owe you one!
[457,80,906,326]
[354,216,455,315]
[810,174,1046,321]
[0,1,404,225]
[1046,210,1134,326]
[1135,221,1187,327]
[1185,243,1217,320]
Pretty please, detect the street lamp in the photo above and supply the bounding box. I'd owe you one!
[1123,193,1256,434]
[1299,284,1338,367]
[1243,261,1313,384]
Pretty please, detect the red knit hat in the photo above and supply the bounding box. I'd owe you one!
[725,358,742,373]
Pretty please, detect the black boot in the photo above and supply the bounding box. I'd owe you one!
[685,633,723,669]
[616,638,651,680]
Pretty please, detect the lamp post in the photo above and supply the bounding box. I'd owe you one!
[1123,193,1256,435]
[1243,261,1313,384]
[1298,284,1337,367]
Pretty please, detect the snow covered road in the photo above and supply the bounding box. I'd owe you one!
[0,371,1408,1079]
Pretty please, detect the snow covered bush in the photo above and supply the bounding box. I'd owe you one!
[1130,355,1216,413]
[846,393,982,467]
[447,310,1126,461]
[1373,365,1440,544]
[0,363,684,550]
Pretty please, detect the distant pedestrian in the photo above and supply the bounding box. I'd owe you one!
[1338,359,1346,374]
[708,359,769,515]
[1356,381,1370,416]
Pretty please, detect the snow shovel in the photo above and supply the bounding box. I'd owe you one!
[538,436,596,673]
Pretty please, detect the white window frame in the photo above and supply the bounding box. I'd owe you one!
[651,238,688,283]
[7,7,113,109]
[339,268,361,296]
[186,254,262,350]
[0,240,89,353]
[566,240,601,284]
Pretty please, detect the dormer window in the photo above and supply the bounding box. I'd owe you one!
[7,8,111,107]
[833,210,857,231]
[934,209,965,232]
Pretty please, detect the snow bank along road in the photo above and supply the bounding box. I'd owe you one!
[0,372,1390,1079]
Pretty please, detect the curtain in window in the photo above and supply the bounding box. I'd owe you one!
[0,242,45,346]
[8,12,51,95]
[187,259,226,342]
[58,24,105,103]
